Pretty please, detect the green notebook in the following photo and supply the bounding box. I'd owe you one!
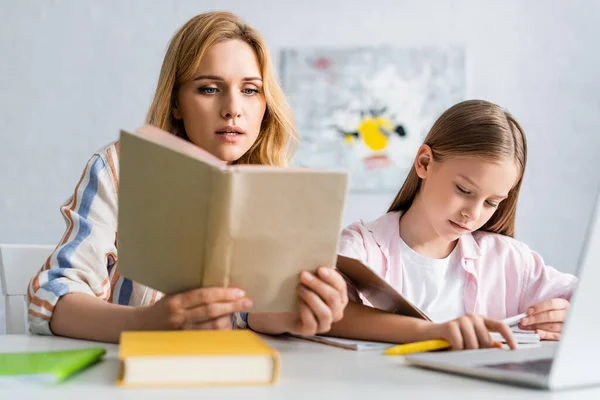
[0,347,106,384]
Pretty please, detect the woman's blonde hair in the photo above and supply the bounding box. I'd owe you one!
[388,99,528,237]
[146,11,297,166]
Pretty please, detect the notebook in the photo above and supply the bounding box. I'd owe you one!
[490,328,540,344]
[118,330,280,387]
[0,348,106,384]
[118,125,348,312]
[336,255,540,344]
[290,334,394,351]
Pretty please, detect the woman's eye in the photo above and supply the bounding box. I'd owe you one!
[486,201,499,208]
[243,88,260,95]
[197,87,217,94]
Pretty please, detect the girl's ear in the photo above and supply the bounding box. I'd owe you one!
[415,144,434,179]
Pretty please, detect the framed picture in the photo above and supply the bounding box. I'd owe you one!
[281,46,465,191]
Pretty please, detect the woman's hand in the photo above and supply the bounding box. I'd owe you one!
[290,266,349,336]
[141,287,252,330]
[247,266,349,336]
[518,298,570,340]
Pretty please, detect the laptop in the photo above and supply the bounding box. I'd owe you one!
[404,190,600,390]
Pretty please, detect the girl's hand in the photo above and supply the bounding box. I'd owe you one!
[428,314,518,350]
[141,287,252,330]
[518,298,570,340]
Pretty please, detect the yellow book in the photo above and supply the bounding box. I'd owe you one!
[118,330,280,387]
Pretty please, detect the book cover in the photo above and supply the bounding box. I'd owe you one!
[118,330,280,387]
[0,348,106,384]
[118,125,348,312]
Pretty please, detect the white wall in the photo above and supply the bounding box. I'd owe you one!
[1,0,599,275]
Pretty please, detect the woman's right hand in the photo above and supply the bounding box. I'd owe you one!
[426,314,518,350]
[140,287,252,330]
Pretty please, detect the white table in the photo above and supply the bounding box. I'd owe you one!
[1,334,600,399]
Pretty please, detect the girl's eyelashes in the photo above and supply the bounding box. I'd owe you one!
[456,184,471,195]
[456,184,499,208]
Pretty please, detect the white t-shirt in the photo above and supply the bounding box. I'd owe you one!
[398,236,466,323]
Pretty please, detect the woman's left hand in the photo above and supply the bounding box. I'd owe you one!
[518,298,570,340]
[289,266,349,336]
[245,267,348,336]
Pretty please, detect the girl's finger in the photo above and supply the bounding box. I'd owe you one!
[520,309,567,326]
[445,322,464,351]
[458,317,480,350]
[484,318,518,350]
[526,298,569,315]
[536,329,561,341]
[524,322,564,333]
[471,315,493,348]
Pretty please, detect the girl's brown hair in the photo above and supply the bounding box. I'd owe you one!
[146,11,297,166]
[388,99,527,237]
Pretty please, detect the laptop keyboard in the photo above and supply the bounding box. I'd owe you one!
[482,358,553,376]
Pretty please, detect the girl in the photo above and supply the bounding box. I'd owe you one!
[27,11,348,343]
[329,100,577,350]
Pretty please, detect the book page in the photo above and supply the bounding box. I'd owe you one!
[226,169,348,312]
[336,255,431,320]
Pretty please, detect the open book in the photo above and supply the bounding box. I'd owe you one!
[335,255,540,345]
[117,125,348,312]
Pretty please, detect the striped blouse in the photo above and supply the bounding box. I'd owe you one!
[27,141,246,335]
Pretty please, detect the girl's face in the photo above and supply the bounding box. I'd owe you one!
[415,146,520,242]
[173,39,267,162]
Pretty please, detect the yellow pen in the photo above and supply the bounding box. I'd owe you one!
[385,339,504,355]
[385,339,451,356]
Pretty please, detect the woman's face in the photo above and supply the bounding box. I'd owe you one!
[173,39,267,162]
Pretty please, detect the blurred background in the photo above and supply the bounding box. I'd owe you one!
[1,0,599,278]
